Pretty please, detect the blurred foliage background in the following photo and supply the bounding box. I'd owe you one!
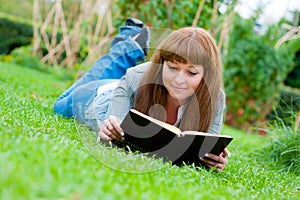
[0,0,300,134]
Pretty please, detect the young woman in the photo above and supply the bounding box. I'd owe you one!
[54,20,229,171]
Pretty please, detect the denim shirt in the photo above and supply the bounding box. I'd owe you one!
[89,62,226,135]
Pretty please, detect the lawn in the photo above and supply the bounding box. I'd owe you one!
[0,61,299,200]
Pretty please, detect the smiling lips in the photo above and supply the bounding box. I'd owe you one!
[171,85,188,92]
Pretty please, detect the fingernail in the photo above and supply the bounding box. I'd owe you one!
[200,157,204,160]
[205,153,209,157]
[121,137,125,141]
[120,132,124,136]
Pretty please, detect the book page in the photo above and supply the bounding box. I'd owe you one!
[130,109,182,135]
[130,110,232,139]
[182,130,232,138]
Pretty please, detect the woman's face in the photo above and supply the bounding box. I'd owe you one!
[162,61,204,105]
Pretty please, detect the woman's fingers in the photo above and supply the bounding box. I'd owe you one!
[98,130,113,142]
[206,153,227,164]
[99,116,124,142]
[107,115,124,136]
[102,126,121,141]
[222,148,231,158]
[106,116,124,141]
[200,152,228,172]
[201,159,226,172]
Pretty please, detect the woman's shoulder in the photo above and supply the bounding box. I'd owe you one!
[127,61,151,75]
[119,62,151,90]
[218,87,226,108]
[219,87,226,98]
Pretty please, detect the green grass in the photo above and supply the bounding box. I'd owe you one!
[1,61,300,200]
[0,11,32,25]
[259,118,300,174]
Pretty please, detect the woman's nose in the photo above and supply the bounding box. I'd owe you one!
[174,72,186,84]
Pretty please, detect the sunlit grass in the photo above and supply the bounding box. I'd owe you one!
[0,61,299,199]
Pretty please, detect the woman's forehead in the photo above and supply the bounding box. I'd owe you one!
[165,60,203,70]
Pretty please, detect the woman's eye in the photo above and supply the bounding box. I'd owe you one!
[168,65,177,70]
[188,71,198,76]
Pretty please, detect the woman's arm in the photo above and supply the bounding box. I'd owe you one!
[208,89,226,135]
[203,90,229,171]
[98,62,149,142]
[97,71,135,142]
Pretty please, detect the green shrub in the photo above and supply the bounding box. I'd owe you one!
[282,36,300,89]
[266,19,300,89]
[285,51,300,89]
[268,86,300,126]
[285,65,300,89]
[259,115,300,174]
[0,18,33,54]
[113,0,221,29]
[223,15,295,131]
[2,45,47,72]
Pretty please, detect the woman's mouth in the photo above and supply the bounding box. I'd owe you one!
[172,85,187,92]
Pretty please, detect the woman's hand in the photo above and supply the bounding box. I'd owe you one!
[200,148,230,172]
[98,115,124,142]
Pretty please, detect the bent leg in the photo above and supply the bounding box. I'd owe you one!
[76,39,144,85]
[54,27,144,118]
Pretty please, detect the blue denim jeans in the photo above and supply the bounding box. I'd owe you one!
[54,25,145,130]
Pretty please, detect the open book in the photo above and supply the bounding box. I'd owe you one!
[113,109,233,166]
